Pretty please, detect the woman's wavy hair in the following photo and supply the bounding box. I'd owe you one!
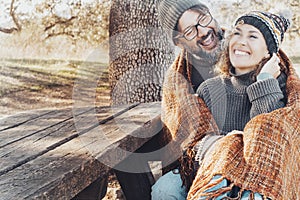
[214,28,289,80]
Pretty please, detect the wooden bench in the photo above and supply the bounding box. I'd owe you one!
[0,102,161,199]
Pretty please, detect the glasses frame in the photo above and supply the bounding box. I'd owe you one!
[175,11,213,41]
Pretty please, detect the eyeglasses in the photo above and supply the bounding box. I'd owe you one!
[175,12,213,41]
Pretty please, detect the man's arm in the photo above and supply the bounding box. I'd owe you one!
[161,51,220,189]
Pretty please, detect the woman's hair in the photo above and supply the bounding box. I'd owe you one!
[215,30,288,79]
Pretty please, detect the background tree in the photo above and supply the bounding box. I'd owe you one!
[0,0,21,33]
[0,0,111,59]
[108,0,174,105]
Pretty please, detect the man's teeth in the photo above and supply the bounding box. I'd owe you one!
[235,50,249,55]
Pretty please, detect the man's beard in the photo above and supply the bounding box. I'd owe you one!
[185,29,224,65]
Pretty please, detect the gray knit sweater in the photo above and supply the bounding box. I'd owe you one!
[196,69,287,135]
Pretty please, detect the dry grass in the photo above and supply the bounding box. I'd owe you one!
[0,58,110,118]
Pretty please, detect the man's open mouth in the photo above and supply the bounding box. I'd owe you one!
[197,30,218,49]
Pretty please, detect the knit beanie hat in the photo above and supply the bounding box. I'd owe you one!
[157,0,208,40]
[235,11,290,54]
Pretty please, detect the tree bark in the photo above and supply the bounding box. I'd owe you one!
[109,0,174,105]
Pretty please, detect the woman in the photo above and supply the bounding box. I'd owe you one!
[189,11,295,199]
[196,14,288,136]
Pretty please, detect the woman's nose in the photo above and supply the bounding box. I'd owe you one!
[237,36,247,45]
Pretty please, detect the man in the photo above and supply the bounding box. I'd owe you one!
[152,0,225,199]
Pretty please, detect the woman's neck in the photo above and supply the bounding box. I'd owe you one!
[234,66,256,75]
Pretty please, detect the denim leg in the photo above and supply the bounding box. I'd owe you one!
[151,170,187,200]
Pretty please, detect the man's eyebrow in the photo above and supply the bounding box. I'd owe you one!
[183,14,202,32]
[197,13,206,20]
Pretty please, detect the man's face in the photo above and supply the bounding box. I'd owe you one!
[176,9,223,64]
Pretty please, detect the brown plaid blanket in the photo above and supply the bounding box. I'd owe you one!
[161,49,300,199]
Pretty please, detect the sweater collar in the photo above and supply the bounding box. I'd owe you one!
[229,67,255,86]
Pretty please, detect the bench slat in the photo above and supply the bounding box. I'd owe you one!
[0,108,76,147]
[0,105,133,176]
[0,138,107,199]
[0,102,161,199]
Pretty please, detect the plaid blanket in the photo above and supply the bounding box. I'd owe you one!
[161,49,300,199]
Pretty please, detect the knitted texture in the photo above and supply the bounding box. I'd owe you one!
[156,0,208,40]
[196,70,287,134]
[186,49,300,199]
[235,11,290,54]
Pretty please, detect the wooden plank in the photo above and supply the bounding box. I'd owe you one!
[0,104,137,176]
[0,138,108,200]
[0,109,55,131]
[0,102,161,199]
[0,108,77,148]
[75,102,162,171]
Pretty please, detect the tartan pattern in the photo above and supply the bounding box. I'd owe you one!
[188,50,300,199]
[161,49,220,188]
[161,49,300,199]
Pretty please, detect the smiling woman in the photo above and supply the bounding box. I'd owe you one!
[187,10,297,200]
[229,24,271,75]
[197,10,290,137]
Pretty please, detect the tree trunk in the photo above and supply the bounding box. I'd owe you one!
[109,0,174,105]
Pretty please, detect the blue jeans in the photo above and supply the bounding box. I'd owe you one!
[151,169,187,200]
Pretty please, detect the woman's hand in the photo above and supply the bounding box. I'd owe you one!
[259,53,281,79]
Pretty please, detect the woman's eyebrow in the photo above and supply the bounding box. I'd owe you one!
[235,27,259,34]
[248,30,260,34]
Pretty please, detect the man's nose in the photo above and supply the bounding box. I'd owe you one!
[196,25,209,38]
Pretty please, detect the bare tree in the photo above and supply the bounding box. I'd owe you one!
[0,0,111,46]
[0,0,21,34]
[36,0,111,44]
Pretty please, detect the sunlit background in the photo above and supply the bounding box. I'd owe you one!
[0,0,299,61]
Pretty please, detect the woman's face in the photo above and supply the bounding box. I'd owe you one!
[229,23,269,75]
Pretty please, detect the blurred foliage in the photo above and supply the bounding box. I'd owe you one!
[206,0,299,40]
[35,0,111,45]
[0,0,298,59]
[1,0,111,45]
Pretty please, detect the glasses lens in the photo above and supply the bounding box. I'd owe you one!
[199,13,212,27]
[183,12,212,41]
[184,28,197,41]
